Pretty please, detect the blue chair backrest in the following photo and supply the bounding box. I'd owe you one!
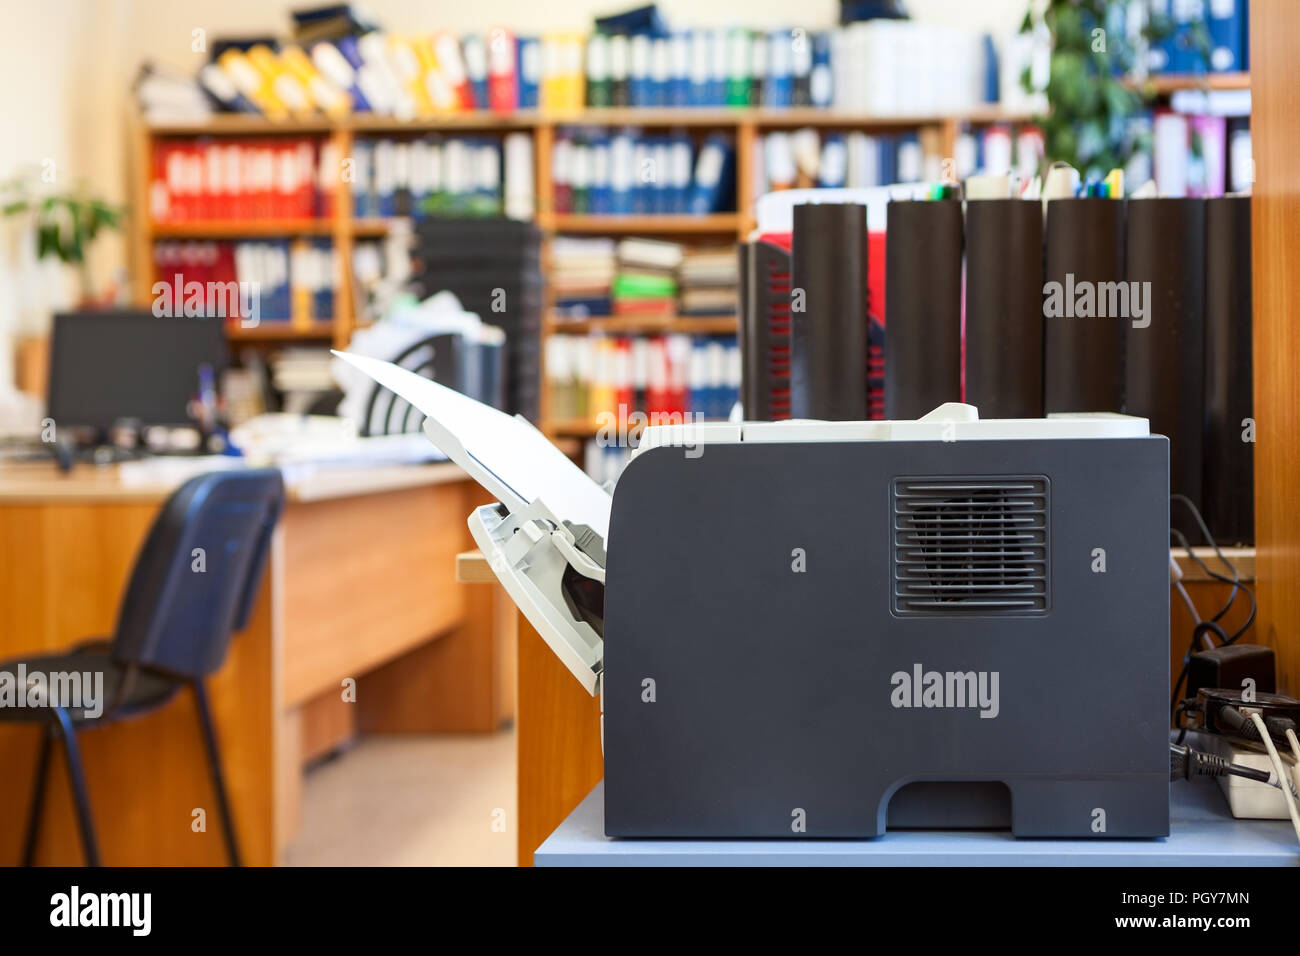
[111,469,284,678]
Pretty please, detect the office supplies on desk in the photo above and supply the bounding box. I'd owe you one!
[343,353,1172,839]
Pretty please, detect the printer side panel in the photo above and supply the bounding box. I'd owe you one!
[603,437,1169,838]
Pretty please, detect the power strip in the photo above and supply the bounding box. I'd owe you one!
[1200,732,1299,820]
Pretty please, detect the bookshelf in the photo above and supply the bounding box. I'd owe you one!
[1129,71,1252,94]
[547,314,740,335]
[128,104,1037,435]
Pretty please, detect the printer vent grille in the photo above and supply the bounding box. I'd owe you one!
[892,476,1050,615]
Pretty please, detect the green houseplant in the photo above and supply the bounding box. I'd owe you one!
[1,170,122,304]
[1020,0,1208,180]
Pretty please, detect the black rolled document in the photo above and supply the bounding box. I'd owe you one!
[790,203,869,420]
[885,198,963,420]
[1042,197,1126,414]
[965,198,1044,418]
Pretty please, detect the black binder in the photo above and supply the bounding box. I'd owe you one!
[885,198,962,420]
[964,198,1044,418]
[1043,198,1126,413]
[790,203,868,420]
[1203,195,1254,545]
[1125,197,1207,538]
[739,240,793,421]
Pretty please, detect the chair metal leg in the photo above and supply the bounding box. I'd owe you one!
[21,726,53,866]
[52,707,100,867]
[192,681,241,866]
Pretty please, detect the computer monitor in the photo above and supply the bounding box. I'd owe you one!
[47,311,228,434]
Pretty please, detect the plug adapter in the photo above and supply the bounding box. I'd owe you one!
[1187,643,1275,702]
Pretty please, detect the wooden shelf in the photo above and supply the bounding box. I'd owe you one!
[1130,72,1250,94]
[1172,546,1255,583]
[225,322,334,341]
[151,220,335,238]
[151,218,398,238]
[133,101,1040,405]
[544,418,602,437]
[143,106,1038,136]
[146,115,337,136]
[548,314,738,335]
[352,218,398,236]
[544,213,740,234]
[348,111,541,132]
[749,106,1036,128]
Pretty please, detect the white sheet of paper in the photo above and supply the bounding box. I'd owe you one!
[332,351,611,538]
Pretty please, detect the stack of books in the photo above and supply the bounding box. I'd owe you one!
[678,246,738,317]
[134,63,215,125]
[613,239,682,317]
[271,348,337,414]
[552,238,616,317]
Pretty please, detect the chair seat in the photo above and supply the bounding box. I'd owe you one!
[0,641,182,724]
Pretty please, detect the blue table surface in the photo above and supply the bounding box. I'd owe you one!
[535,780,1298,867]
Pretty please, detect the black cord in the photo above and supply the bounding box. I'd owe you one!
[1170,528,1257,643]
[1167,496,1257,722]
[1171,494,1256,640]
[1170,527,1238,624]
[1170,528,1248,642]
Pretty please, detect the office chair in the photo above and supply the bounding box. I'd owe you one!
[1,469,284,867]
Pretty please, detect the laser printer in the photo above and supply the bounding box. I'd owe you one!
[338,352,1171,839]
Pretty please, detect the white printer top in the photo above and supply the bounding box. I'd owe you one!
[636,403,1150,459]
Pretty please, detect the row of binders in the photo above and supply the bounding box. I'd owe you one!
[350,134,533,220]
[564,29,838,111]
[551,131,733,216]
[142,17,1001,122]
[149,134,537,223]
[546,334,741,425]
[150,139,322,222]
[752,126,1047,198]
[153,240,338,323]
[1148,0,1249,74]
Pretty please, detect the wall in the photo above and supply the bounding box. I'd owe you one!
[0,0,129,400]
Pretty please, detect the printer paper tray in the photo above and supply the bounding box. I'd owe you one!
[468,503,604,696]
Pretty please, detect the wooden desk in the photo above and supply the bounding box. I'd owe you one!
[0,460,510,866]
[467,547,1259,867]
